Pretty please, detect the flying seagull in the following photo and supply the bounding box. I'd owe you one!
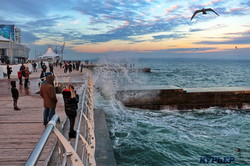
[190,8,219,21]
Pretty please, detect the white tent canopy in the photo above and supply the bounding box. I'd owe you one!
[40,46,60,59]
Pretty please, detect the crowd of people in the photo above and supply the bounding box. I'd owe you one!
[7,60,84,139]
[39,62,80,138]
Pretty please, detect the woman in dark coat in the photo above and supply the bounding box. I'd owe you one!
[62,84,79,138]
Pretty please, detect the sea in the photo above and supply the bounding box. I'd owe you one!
[91,58,250,166]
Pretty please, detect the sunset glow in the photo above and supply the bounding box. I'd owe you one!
[0,0,249,59]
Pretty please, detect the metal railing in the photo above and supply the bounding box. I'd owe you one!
[73,77,96,166]
[25,115,60,166]
[25,77,96,166]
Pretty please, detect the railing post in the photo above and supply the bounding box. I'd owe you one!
[53,128,84,166]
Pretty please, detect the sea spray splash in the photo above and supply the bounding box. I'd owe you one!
[93,60,147,98]
[92,59,250,166]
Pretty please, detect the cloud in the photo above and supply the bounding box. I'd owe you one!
[0,1,46,18]
[24,16,70,28]
[189,28,204,32]
[204,0,227,6]
[0,0,71,19]
[0,17,16,25]
[189,24,226,32]
[21,31,40,44]
[152,34,186,40]
[188,0,249,18]
[196,36,250,45]
[73,0,151,23]
[241,0,250,6]
[196,29,250,45]
[165,5,180,15]
[217,7,249,16]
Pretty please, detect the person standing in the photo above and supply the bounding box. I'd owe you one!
[80,63,84,72]
[23,67,31,88]
[40,75,58,126]
[19,63,25,72]
[42,63,47,73]
[68,62,72,73]
[49,63,54,73]
[62,84,79,138]
[17,70,23,85]
[7,64,12,79]
[11,81,20,110]
[32,62,37,72]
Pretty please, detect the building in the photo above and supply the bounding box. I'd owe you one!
[0,24,30,64]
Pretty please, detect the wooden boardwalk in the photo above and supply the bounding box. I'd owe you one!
[0,95,66,165]
[0,65,117,166]
[0,66,87,165]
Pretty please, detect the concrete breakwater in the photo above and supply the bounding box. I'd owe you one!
[82,64,151,72]
[116,86,250,110]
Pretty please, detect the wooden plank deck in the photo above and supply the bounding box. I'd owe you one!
[0,95,66,166]
[0,66,117,165]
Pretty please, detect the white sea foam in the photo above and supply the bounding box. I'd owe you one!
[92,58,250,166]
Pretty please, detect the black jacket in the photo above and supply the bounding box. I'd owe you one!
[11,87,19,98]
[62,89,79,118]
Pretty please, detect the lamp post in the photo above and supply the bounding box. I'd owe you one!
[8,32,13,64]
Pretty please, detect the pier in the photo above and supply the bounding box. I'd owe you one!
[116,86,250,110]
[0,66,116,165]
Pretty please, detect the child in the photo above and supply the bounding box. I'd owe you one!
[11,81,21,110]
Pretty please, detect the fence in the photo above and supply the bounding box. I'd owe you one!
[25,77,96,166]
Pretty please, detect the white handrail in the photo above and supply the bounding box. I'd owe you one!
[73,77,96,166]
[25,77,96,166]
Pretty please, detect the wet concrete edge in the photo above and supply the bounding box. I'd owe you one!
[94,109,117,166]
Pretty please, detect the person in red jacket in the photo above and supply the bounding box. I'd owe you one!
[17,70,23,85]
[40,75,58,126]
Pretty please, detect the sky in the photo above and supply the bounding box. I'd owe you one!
[0,0,250,60]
